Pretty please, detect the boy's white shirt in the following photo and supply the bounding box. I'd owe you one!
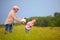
[5,10,21,24]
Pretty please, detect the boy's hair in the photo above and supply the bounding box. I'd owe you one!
[31,18,36,21]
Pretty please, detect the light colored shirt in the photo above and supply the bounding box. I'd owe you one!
[5,10,21,24]
[26,21,34,30]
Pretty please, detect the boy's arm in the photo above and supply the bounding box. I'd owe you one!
[29,22,34,27]
[28,22,34,26]
[30,23,34,26]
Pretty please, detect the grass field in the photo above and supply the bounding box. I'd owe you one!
[0,25,60,40]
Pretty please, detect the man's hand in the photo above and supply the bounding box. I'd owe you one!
[20,21,25,24]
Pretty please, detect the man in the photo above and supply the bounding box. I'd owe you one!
[5,6,24,34]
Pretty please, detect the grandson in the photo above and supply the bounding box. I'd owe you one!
[25,18,36,33]
[5,6,24,34]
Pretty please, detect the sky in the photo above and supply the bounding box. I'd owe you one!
[0,0,60,24]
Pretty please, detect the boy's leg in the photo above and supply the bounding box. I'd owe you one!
[27,29,30,33]
[9,24,13,33]
[25,28,30,33]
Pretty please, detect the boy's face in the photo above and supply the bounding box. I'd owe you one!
[32,19,36,23]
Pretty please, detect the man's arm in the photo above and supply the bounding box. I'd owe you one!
[12,13,23,23]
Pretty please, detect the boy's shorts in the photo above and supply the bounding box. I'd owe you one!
[5,24,13,32]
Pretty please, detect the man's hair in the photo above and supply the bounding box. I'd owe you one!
[13,6,19,10]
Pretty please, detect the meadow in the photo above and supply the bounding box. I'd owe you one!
[0,25,60,40]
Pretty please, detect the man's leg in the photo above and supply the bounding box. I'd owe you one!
[5,24,9,34]
[9,24,13,33]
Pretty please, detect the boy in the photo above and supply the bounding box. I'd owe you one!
[25,18,36,33]
[5,6,24,34]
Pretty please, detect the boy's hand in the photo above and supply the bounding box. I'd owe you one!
[30,26,32,28]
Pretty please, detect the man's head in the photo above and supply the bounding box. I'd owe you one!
[13,6,19,13]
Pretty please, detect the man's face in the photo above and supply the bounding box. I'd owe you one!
[14,8,19,13]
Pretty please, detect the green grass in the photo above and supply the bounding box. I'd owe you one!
[0,25,60,40]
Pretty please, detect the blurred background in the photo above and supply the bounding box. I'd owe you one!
[0,0,60,25]
[0,0,60,40]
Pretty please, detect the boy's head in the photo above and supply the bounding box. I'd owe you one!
[31,18,36,23]
[13,6,19,13]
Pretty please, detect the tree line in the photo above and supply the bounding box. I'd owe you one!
[26,12,60,27]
